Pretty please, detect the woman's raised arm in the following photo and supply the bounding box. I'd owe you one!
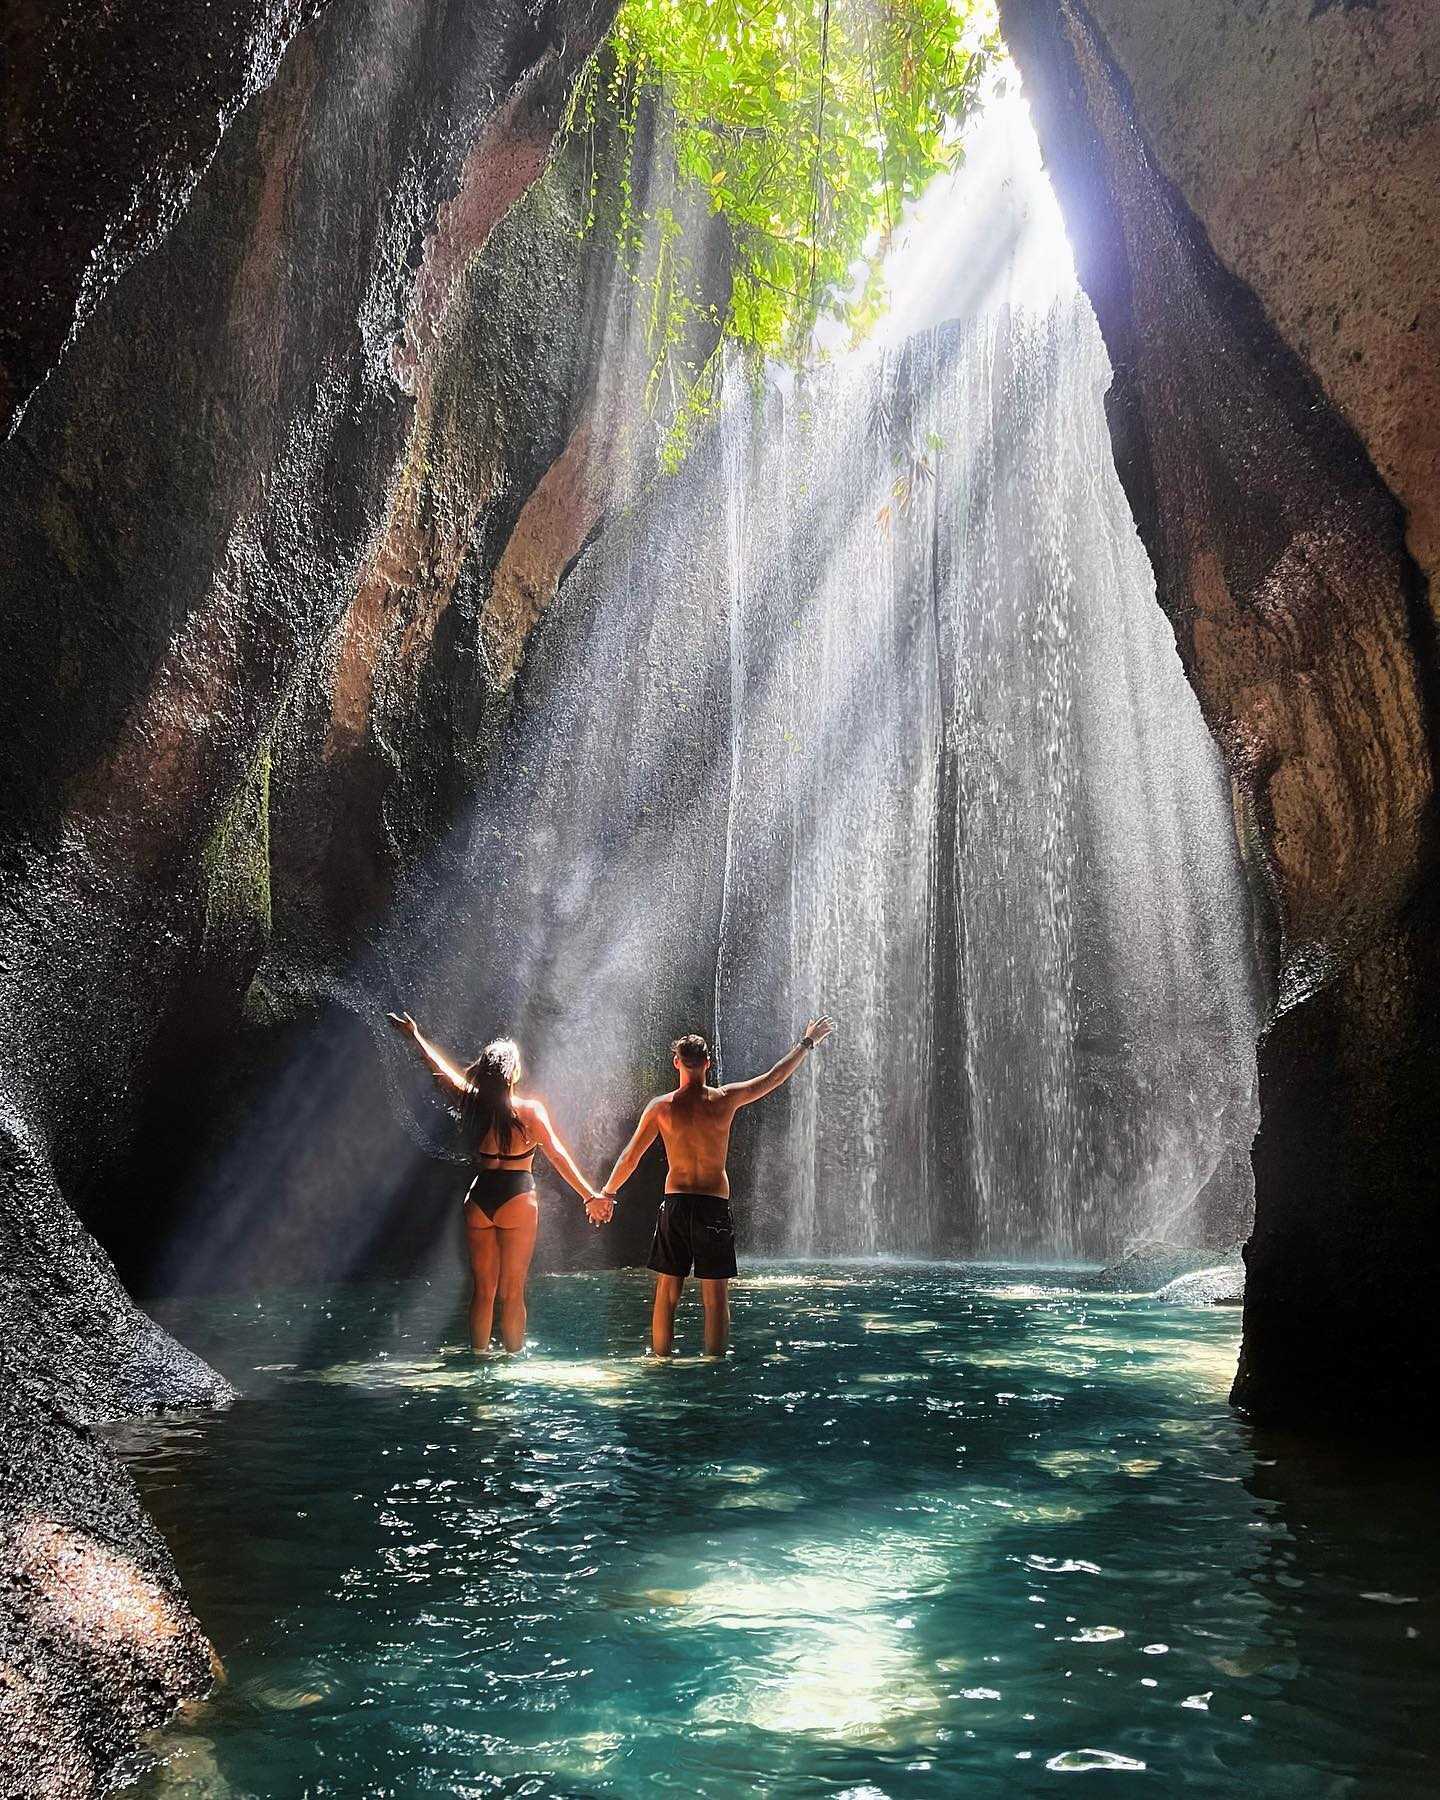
[387,1012,470,1096]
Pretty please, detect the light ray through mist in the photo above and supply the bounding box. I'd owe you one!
[153,74,1257,1331]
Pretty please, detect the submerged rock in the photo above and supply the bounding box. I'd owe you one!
[1091,1241,1243,1303]
[1090,1241,1237,1297]
[1155,1265,1245,1308]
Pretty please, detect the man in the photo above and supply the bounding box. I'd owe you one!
[593,1018,834,1355]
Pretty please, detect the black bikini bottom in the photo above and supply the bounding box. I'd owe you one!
[465,1168,536,1221]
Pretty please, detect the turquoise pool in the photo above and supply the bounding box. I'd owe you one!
[112,1267,1439,1795]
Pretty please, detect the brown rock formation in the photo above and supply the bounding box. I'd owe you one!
[999,0,1440,1425]
[1085,0,1440,587]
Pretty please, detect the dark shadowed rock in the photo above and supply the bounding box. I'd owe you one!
[0,1,323,435]
[0,1103,234,1798]
[0,0,620,1787]
[999,0,1440,1427]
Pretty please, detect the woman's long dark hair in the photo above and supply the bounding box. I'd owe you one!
[459,1038,526,1156]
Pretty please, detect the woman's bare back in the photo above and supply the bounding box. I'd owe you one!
[472,1093,541,1166]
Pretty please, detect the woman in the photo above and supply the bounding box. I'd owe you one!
[388,1013,605,1352]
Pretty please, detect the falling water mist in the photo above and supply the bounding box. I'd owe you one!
[396,88,1259,1269]
[165,90,1259,1291]
[674,92,1259,1262]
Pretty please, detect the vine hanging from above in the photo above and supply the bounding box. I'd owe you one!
[568,0,998,469]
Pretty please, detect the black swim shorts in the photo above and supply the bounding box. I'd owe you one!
[647,1193,738,1280]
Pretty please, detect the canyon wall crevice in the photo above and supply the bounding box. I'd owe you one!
[998,0,1440,1426]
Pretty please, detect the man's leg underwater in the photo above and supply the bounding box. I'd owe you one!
[652,1274,684,1356]
[699,1278,730,1356]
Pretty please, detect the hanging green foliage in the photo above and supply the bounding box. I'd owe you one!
[568,0,997,467]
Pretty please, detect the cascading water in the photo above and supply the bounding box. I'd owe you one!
[928,312,1084,1257]
[695,307,1256,1259]
[693,90,1259,1261]
[171,90,1257,1288]
[710,366,944,1257]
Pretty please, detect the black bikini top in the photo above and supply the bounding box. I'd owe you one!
[480,1142,538,1164]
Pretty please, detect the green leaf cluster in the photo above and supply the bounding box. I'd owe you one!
[569,0,996,466]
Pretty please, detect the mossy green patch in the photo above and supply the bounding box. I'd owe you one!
[201,741,273,948]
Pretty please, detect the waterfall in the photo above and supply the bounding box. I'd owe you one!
[708,361,941,1255]
[695,90,1259,1261]
[712,397,749,1088]
[693,297,1255,1262]
[367,89,1258,1271]
[929,312,1084,1258]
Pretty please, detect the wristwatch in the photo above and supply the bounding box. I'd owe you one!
[800,1032,816,1051]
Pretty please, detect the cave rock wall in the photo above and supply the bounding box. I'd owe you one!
[0,2,622,1790]
[998,0,1440,1426]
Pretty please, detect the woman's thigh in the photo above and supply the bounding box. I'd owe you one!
[466,1209,501,1284]
[495,1196,539,1282]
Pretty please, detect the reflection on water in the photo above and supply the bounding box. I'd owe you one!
[112,1268,1440,1797]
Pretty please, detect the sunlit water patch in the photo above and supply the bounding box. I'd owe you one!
[112,1267,1440,1796]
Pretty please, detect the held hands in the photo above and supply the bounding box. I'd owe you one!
[585,1192,617,1227]
[802,1016,835,1048]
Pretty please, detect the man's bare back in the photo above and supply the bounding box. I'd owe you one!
[598,1018,833,1355]
[647,1084,741,1196]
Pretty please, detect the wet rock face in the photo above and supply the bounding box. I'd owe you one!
[0,1096,235,1797]
[0,1,322,435]
[1081,0,1440,592]
[999,0,1440,1426]
[0,1388,221,1800]
[0,0,616,1788]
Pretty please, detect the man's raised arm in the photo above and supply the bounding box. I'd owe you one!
[721,1016,834,1107]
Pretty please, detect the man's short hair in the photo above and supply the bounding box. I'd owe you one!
[671,1033,710,1068]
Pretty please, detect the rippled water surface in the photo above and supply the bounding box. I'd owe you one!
[114,1268,1439,1796]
